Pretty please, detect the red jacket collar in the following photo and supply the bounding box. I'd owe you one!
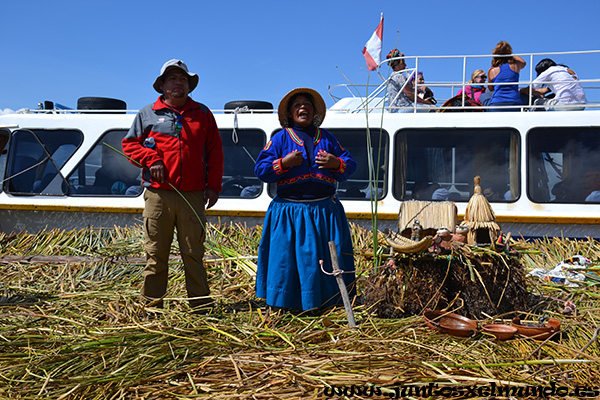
[152,95,199,113]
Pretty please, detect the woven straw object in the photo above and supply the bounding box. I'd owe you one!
[384,229,433,254]
[463,176,500,245]
[397,200,458,238]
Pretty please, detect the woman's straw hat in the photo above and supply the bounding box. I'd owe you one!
[277,87,326,128]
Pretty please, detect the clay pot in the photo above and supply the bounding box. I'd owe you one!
[511,317,561,340]
[423,310,478,338]
[453,225,469,244]
[451,233,467,244]
[482,324,517,341]
[437,228,453,250]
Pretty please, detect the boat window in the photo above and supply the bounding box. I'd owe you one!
[328,128,389,200]
[220,128,266,198]
[0,128,9,192]
[528,127,600,203]
[68,129,142,196]
[393,128,520,202]
[3,129,83,195]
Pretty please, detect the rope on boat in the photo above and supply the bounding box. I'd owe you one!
[231,106,249,144]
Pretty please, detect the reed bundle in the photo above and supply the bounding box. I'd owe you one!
[464,176,501,245]
[383,229,433,253]
[1,224,600,399]
[398,200,457,237]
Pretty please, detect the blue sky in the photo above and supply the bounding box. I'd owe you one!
[1,0,599,113]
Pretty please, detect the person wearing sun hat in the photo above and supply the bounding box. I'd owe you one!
[254,88,357,312]
[152,59,200,93]
[122,59,224,313]
[386,49,435,112]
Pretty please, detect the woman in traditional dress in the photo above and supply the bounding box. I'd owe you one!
[254,88,357,311]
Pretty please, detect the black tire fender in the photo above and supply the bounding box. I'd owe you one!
[77,97,127,113]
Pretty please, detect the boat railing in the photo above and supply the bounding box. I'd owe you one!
[14,108,140,115]
[328,49,600,113]
[331,68,419,114]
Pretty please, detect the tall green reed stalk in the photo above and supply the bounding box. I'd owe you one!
[103,142,232,251]
[338,66,391,270]
[103,143,205,226]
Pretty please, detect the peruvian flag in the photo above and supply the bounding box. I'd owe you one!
[362,13,383,71]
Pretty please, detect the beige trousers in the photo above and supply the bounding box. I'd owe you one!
[142,187,209,308]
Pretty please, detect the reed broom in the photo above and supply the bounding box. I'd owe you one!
[464,176,500,245]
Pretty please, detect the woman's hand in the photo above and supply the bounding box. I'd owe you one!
[281,150,304,169]
[315,150,341,170]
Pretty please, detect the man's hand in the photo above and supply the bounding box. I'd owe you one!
[205,189,219,209]
[315,150,341,170]
[149,161,166,182]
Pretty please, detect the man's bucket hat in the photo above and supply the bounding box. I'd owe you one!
[153,59,199,93]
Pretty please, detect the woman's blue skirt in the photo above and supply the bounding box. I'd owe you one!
[256,196,356,311]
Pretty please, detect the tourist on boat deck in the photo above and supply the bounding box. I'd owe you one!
[254,88,357,312]
[410,72,437,105]
[527,58,587,111]
[386,49,436,113]
[456,69,487,104]
[479,41,527,112]
[122,59,224,313]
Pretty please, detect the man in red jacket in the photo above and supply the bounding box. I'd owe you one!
[122,59,224,313]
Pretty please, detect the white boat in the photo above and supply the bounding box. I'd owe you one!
[1,50,600,238]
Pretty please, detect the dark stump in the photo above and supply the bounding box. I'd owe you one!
[364,250,528,320]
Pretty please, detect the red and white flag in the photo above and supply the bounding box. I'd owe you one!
[362,13,383,71]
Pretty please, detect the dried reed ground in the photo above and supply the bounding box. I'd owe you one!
[1,224,600,399]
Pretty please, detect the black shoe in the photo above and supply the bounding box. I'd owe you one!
[190,298,215,315]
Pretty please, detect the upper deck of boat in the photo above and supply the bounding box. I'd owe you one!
[2,49,599,119]
[326,49,600,114]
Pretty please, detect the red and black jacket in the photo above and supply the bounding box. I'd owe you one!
[122,96,224,193]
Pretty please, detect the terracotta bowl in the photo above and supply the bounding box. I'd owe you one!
[482,324,517,341]
[423,310,478,338]
[511,317,561,340]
